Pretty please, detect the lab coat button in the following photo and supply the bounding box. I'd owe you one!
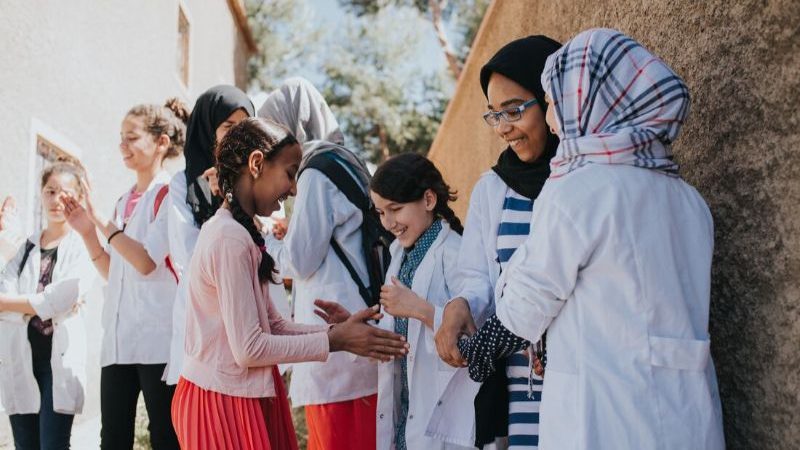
[437,400,442,406]
[379,413,384,419]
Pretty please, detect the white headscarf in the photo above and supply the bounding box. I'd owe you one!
[258,77,370,187]
[542,28,688,178]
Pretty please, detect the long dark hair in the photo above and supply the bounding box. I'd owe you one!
[215,118,298,283]
[370,153,463,234]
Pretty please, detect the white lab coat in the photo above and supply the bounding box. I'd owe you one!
[265,169,377,406]
[164,171,291,384]
[454,171,511,325]
[100,171,176,367]
[0,229,95,415]
[375,220,479,450]
[495,164,725,450]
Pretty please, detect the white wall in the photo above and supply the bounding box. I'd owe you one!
[0,0,248,446]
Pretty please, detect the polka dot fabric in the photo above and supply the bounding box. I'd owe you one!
[457,314,530,382]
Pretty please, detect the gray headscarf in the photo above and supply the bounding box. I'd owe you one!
[258,77,370,187]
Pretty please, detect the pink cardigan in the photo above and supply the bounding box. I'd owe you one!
[182,208,329,398]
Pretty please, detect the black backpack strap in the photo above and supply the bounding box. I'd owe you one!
[301,154,368,211]
[300,153,376,307]
[17,240,36,277]
[329,239,377,308]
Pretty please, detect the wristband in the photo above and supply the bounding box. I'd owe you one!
[107,229,124,245]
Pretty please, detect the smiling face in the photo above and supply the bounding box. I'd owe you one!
[216,108,250,144]
[235,142,302,218]
[544,93,560,136]
[371,189,436,249]
[119,115,167,171]
[486,72,549,163]
[42,172,81,224]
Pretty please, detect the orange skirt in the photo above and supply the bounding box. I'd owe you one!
[171,368,298,450]
[305,394,377,450]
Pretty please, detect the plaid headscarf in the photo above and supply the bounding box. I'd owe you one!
[542,28,690,178]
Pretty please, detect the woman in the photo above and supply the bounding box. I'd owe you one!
[435,35,562,449]
[459,28,725,449]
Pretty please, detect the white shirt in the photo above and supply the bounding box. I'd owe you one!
[495,164,725,450]
[0,229,96,415]
[454,171,510,324]
[100,170,177,367]
[375,221,479,450]
[266,168,377,406]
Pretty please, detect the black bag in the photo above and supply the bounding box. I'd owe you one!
[299,153,393,308]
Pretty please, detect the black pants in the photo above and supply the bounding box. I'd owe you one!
[100,364,178,450]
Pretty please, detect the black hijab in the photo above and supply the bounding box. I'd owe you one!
[184,85,255,226]
[480,35,561,200]
[473,35,561,447]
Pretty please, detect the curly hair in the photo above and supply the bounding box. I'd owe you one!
[215,117,298,283]
[126,97,190,160]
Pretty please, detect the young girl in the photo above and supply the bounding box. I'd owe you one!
[61,99,188,449]
[259,77,380,450]
[170,117,408,450]
[370,153,479,449]
[164,84,255,385]
[460,29,724,449]
[435,35,562,450]
[0,162,96,450]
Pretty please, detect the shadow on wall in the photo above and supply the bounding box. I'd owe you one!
[427,1,800,448]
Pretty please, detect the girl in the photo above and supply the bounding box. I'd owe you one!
[170,117,408,450]
[164,84,255,385]
[258,77,379,450]
[435,35,562,450]
[61,99,188,449]
[335,153,480,449]
[460,29,724,449]
[0,162,96,450]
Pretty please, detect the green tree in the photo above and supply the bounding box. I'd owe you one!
[337,0,491,79]
[321,5,449,162]
[246,0,324,91]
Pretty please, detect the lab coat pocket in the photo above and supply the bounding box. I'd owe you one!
[539,369,579,450]
[648,335,710,371]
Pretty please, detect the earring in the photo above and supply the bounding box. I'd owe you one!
[225,192,233,203]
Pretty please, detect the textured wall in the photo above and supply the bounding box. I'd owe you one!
[0,1,249,446]
[428,1,799,448]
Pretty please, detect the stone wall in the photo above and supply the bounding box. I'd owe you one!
[428,1,799,448]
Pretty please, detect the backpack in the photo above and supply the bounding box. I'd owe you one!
[113,185,179,283]
[299,153,393,308]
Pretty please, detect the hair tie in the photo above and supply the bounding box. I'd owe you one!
[259,244,267,253]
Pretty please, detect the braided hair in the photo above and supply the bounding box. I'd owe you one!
[215,117,298,283]
[370,153,463,234]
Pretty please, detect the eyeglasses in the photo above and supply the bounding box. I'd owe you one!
[482,98,538,127]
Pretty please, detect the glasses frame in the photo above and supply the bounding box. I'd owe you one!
[482,98,538,127]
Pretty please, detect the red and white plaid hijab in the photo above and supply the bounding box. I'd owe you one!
[542,28,689,178]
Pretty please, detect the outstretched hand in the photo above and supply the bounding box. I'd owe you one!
[314,299,351,324]
[0,196,20,233]
[327,305,409,362]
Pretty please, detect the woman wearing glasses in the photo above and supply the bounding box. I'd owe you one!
[432,35,561,450]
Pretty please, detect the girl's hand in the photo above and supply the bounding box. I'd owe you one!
[203,167,220,197]
[78,179,106,228]
[0,196,20,233]
[327,305,409,362]
[60,194,97,237]
[314,299,351,324]
[380,277,429,321]
[271,218,288,240]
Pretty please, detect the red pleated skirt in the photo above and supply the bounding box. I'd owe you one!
[305,394,377,450]
[171,367,298,450]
